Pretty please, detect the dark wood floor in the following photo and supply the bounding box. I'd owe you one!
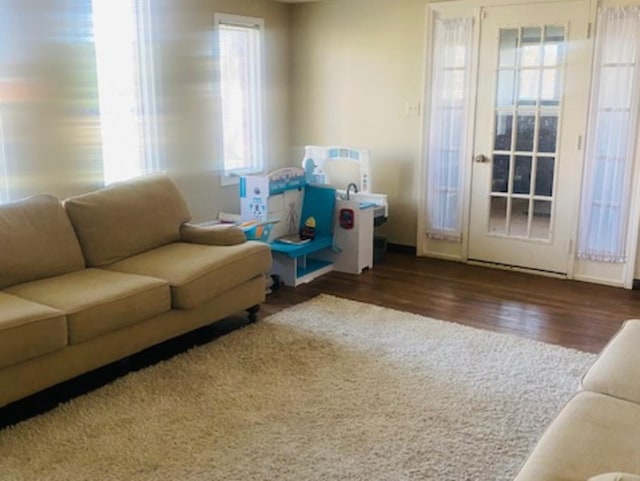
[2,250,638,428]
[264,251,640,353]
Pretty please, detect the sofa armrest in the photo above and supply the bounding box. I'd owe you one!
[180,223,246,246]
[589,473,640,481]
[582,319,640,404]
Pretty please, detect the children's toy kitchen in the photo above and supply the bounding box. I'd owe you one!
[239,146,388,287]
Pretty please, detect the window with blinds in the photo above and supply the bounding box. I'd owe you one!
[215,14,264,184]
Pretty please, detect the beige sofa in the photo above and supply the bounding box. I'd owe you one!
[514,320,640,481]
[0,174,271,408]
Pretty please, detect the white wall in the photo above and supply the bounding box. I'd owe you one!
[289,0,427,246]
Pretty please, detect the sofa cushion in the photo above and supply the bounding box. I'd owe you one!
[5,269,171,345]
[0,292,67,369]
[582,320,640,404]
[106,241,271,309]
[64,174,191,267]
[513,391,640,481]
[0,194,85,290]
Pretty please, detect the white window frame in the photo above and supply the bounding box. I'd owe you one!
[214,13,265,186]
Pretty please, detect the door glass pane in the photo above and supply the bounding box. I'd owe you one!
[538,113,558,152]
[531,200,551,239]
[515,114,535,151]
[499,29,518,67]
[494,112,513,150]
[496,70,516,107]
[521,27,542,67]
[518,69,539,105]
[543,26,565,67]
[540,69,561,106]
[535,156,555,196]
[509,198,529,236]
[514,156,532,194]
[492,154,510,193]
[489,196,507,234]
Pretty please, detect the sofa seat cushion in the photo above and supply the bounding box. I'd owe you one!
[5,269,170,345]
[106,241,271,309]
[0,194,85,290]
[582,320,640,404]
[0,292,67,369]
[513,391,640,481]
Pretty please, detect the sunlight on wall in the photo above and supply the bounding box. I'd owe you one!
[0,109,8,203]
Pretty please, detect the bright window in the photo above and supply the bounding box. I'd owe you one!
[577,6,640,263]
[92,0,159,185]
[424,17,474,242]
[215,13,264,183]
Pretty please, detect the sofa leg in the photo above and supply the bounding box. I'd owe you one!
[247,305,260,323]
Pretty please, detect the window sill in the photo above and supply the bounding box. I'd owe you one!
[220,170,263,187]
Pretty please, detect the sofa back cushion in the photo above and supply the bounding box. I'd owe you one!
[0,195,86,289]
[64,174,192,267]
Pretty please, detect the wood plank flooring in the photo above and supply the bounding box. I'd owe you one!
[264,251,640,353]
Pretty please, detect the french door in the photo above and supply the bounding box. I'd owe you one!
[467,1,591,274]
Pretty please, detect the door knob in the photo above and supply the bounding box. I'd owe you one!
[474,154,489,163]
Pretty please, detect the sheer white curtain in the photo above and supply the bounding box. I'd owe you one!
[424,17,474,241]
[577,6,640,263]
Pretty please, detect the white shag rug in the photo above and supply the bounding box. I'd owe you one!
[0,294,596,481]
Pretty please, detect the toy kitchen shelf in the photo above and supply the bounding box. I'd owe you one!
[240,168,337,287]
[269,182,337,287]
[270,235,334,287]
